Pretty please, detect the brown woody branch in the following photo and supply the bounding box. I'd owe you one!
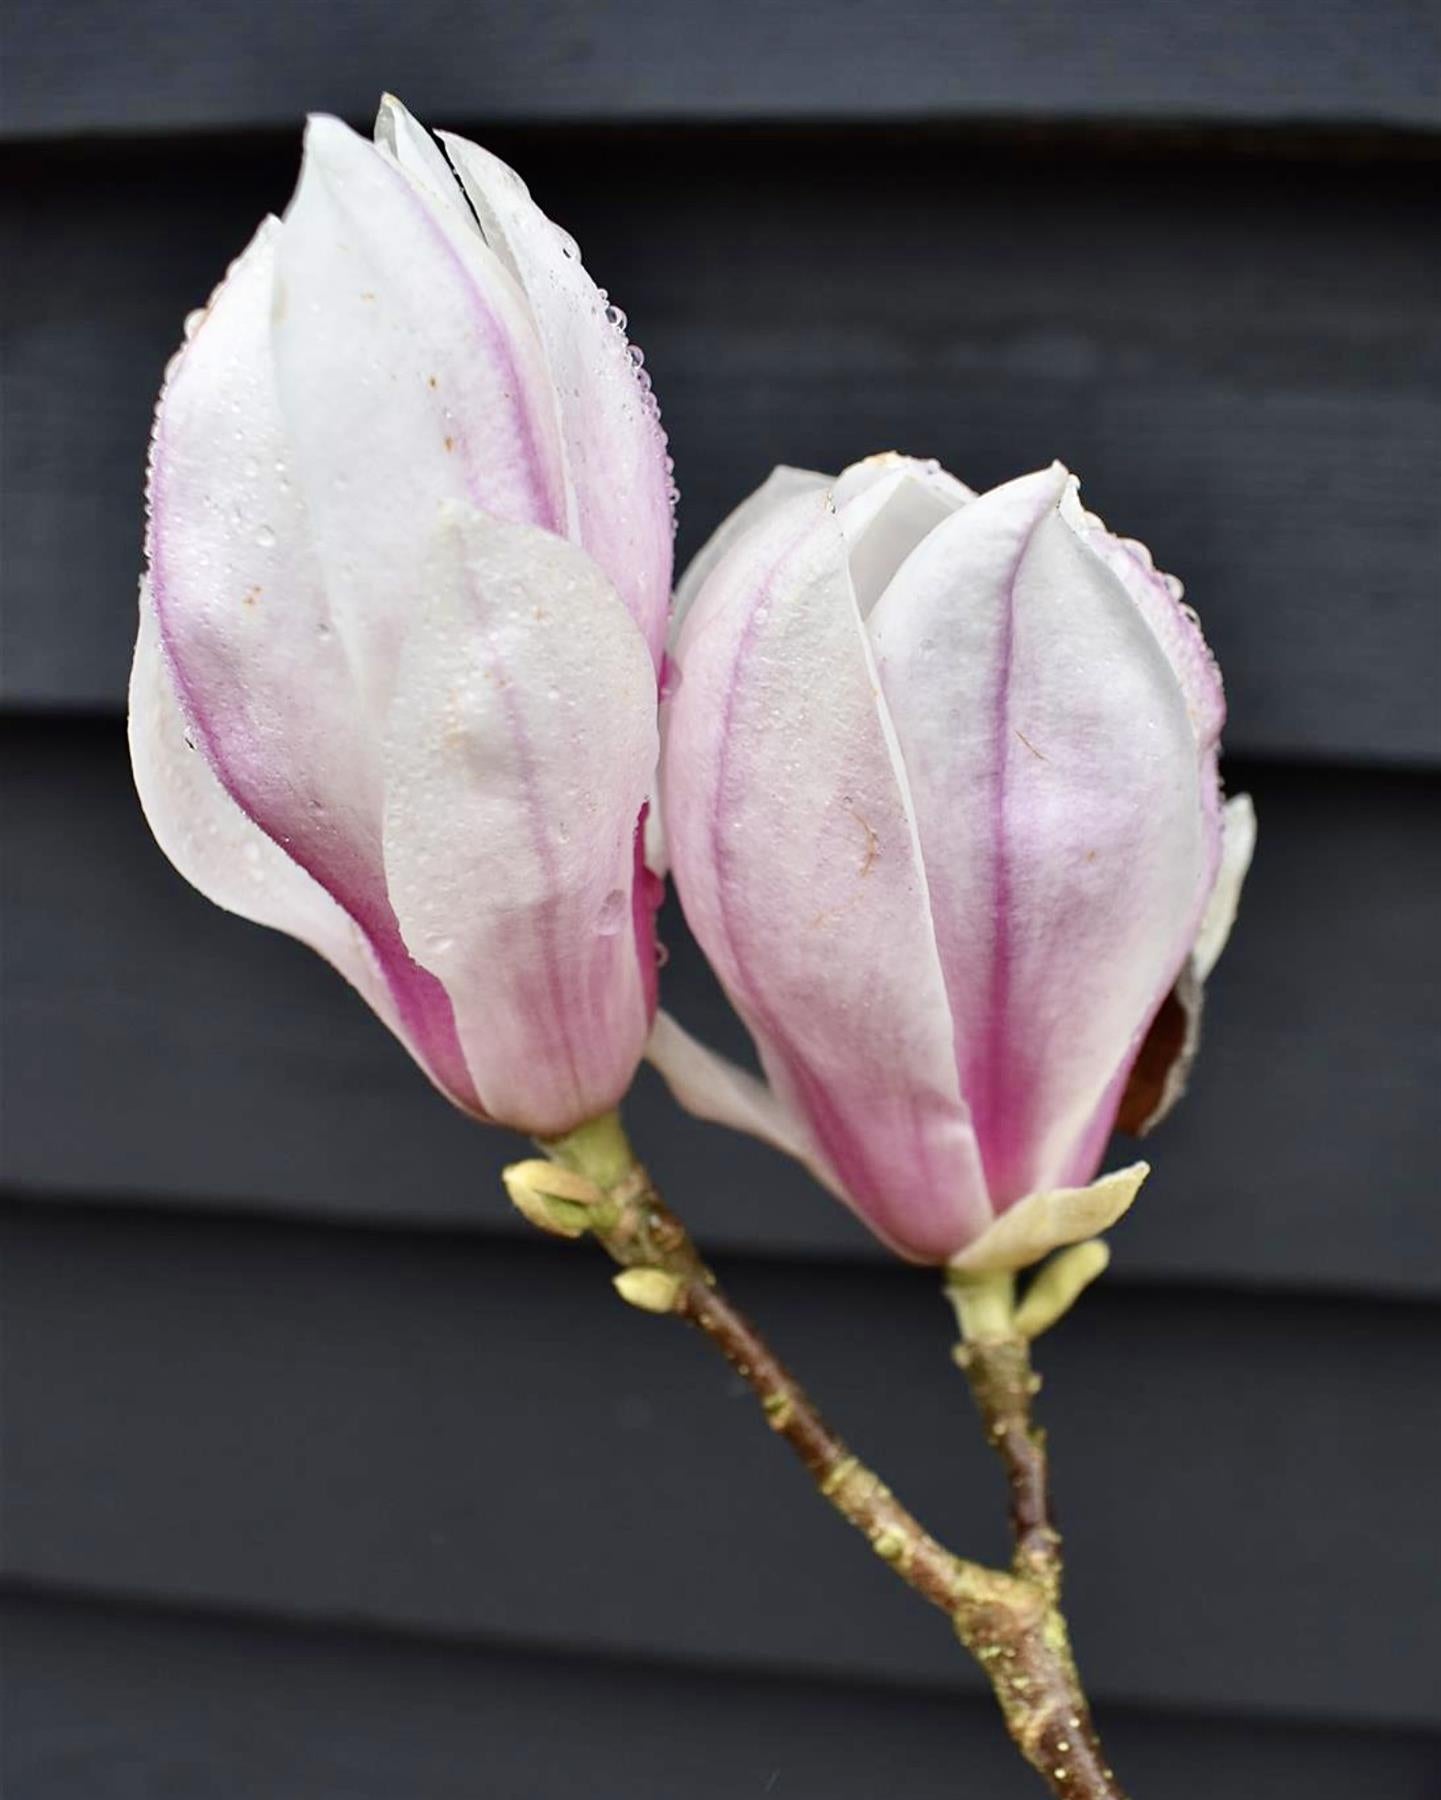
[524,1113,1126,1799]
[953,1318,1124,1796]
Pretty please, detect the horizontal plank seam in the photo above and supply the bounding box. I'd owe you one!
[4,115,1441,158]
[3,1574,1434,1740]
[2,1189,1436,1315]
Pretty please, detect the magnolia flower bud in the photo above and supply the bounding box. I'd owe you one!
[652,455,1255,1270]
[129,97,672,1136]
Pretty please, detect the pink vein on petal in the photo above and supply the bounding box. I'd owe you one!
[967,558,1023,1208]
[704,516,959,1251]
[147,417,484,1116]
[453,553,647,1120]
[367,146,566,538]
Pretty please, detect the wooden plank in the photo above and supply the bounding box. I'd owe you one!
[3,0,1439,139]
[4,718,1439,1297]
[3,136,1439,763]
[6,1592,1438,1799]
[3,1202,1438,1725]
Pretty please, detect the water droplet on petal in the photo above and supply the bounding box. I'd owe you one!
[255,524,277,549]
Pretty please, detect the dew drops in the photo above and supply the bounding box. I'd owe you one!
[595,888,627,936]
[429,935,455,957]
[255,524,277,549]
[605,301,628,332]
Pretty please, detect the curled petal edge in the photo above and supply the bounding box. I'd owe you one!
[946,1163,1149,1277]
[1193,792,1257,983]
[1119,792,1257,1137]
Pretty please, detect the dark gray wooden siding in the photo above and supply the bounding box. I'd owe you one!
[3,5,1440,1793]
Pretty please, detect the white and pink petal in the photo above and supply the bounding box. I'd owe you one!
[439,121,674,665]
[664,490,990,1261]
[870,466,1211,1209]
[272,114,568,715]
[381,506,659,1137]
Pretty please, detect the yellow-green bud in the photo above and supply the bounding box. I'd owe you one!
[1014,1239,1111,1339]
[613,1267,682,1314]
[502,1159,605,1239]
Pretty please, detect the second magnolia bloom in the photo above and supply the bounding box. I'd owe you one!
[654,455,1254,1268]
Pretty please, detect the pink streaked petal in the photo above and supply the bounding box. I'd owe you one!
[438,123,674,667]
[381,506,658,1137]
[272,114,568,715]
[664,490,990,1262]
[146,219,480,1114]
[870,465,1210,1209]
[130,586,483,1114]
[148,218,375,873]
